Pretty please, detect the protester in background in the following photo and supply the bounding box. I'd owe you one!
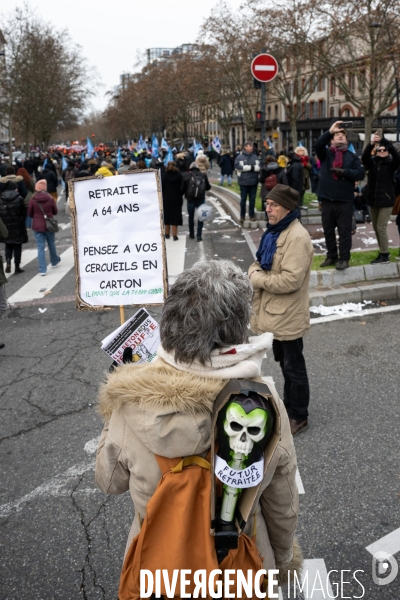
[37,161,59,202]
[62,160,79,202]
[259,155,288,219]
[87,159,99,176]
[161,162,183,241]
[175,152,188,174]
[28,180,60,276]
[181,162,211,241]
[316,121,364,270]
[218,150,234,186]
[286,151,304,202]
[195,150,210,174]
[294,146,311,206]
[277,150,288,169]
[234,141,260,224]
[0,216,8,347]
[105,156,116,175]
[0,166,27,200]
[0,181,28,274]
[310,153,320,193]
[96,161,114,177]
[361,134,400,264]
[95,259,302,588]
[17,166,35,229]
[118,157,131,174]
[248,184,313,436]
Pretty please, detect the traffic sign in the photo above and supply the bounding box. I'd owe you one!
[251,54,279,83]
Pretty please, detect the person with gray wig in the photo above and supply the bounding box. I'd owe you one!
[95,259,302,586]
[159,260,253,365]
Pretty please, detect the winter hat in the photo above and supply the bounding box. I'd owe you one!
[101,161,108,167]
[197,149,204,155]
[266,184,299,211]
[35,179,47,192]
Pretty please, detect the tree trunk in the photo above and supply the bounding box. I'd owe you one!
[363,116,374,149]
[8,116,13,162]
[290,118,298,148]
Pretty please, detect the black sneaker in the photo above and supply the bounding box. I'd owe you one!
[370,253,390,264]
[320,257,337,267]
[336,260,349,270]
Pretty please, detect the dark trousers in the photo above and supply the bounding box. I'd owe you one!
[321,200,353,261]
[187,201,204,239]
[5,243,22,265]
[240,184,257,219]
[273,338,310,422]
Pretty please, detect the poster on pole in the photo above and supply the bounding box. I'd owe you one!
[69,169,167,311]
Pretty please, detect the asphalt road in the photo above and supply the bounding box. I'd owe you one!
[0,191,399,599]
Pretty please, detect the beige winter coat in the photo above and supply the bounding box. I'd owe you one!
[196,154,210,173]
[249,219,314,341]
[95,353,302,581]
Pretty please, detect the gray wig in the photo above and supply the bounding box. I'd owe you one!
[160,260,253,365]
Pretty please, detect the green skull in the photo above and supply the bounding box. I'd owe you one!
[224,402,268,457]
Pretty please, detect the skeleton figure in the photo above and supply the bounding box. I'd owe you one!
[218,392,273,523]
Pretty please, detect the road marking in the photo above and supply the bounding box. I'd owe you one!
[7,246,74,304]
[165,235,186,284]
[4,249,38,279]
[301,559,334,599]
[0,459,95,518]
[242,229,258,257]
[366,527,400,557]
[311,303,400,324]
[296,469,305,494]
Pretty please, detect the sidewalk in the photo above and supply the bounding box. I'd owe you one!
[208,183,400,307]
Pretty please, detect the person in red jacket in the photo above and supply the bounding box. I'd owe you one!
[28,180,60,276]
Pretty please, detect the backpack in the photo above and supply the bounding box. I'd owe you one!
[264,173,278,190]
[119,452,264,600]
[186,171,206,200]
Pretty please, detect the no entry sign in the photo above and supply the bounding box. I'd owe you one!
[251,54,279,83]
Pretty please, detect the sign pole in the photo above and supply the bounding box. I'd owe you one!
[119,305,125,325]
[261,81,266,165]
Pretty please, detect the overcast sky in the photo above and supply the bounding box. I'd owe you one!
[7,0,243,113]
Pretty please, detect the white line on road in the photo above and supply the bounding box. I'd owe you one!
[4,249,38,279]
[7,246,74,304]
[366,527,400,557]
[296,469,305,494]
[242,229,258,257]
[311,303,400,325]
[0,460,95,518]
[301,559,334,599]
[165,235,186,285]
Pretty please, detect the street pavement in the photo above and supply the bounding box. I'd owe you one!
[0,189,399,599]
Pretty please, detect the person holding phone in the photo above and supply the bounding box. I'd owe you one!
[316,121,364,270]
[361,133,400,263]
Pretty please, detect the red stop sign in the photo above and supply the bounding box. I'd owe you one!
[251,54,279,83]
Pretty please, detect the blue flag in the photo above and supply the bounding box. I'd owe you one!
[180,143,185,151]
[117,148,123,169]
[61,156,68,189]
[151,135,159,158]
[161,137,169,150]
[298,141,304,147]
[164,146,173,166]
[348,143,356,153]
[43,158,48,169]
[86,137,95,157]
[194,142,203,157]
[81,152,85,162]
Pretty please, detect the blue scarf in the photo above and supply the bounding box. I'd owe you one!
[256,209,299,271]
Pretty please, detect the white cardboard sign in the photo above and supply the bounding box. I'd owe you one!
[214,455,264,488]
[70,170,167,309]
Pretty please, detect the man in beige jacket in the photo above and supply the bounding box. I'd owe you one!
[249,185,314,436]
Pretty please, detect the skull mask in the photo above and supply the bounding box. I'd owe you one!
[224,402,268,457]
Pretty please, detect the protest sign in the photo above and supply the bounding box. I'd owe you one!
[101,308,160,365]
[69,170,167,310]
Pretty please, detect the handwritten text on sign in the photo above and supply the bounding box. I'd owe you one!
[214,455,264,488]
[73,171,165,306]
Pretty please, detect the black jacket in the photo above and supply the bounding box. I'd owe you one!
[286,155,303,196]
[362,143,400,208]
[180,167,211,204]
[0,189,27,244]
[38,168,58,193]
[316,130,365,202]
[219,153,234,176]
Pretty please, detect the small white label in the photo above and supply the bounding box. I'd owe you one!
[215,455,264,488]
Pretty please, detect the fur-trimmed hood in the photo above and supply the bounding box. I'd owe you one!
[98,358,225,421]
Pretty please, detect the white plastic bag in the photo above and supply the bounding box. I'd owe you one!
[197,203,213,223]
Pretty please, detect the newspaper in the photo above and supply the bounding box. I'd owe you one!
[101,308,160,365]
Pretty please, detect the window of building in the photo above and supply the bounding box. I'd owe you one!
[318,77,326,92]
[313,102,319,118]
[275,105,278,119]
[318,99,326,118]
[330,77,335,95]
[359,70,366,90]
[330,106,335,117]
[305,103,310,119]
[349,73,355,91]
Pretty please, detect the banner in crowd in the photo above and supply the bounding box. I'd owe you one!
[69,170,167,310]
